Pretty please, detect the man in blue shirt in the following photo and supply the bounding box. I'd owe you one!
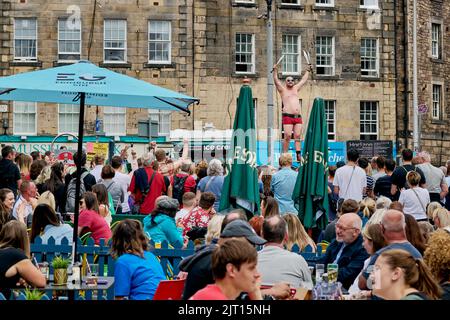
[270,153,298,214]
[358,209,422,290]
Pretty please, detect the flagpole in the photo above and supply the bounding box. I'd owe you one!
[266,0,274,166]
[71,92,85,265]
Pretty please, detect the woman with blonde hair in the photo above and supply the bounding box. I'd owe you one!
[359,197,376,227]
[37,191,56,212]
[398,171,430,221]
[432,207,450,229]
[205,214,225,244]
[15,153,32,181]
[282,213,316,252]
[423,229,450,300]
[427,201,442,221]
[35,165,51,194]
[372,249,442,300]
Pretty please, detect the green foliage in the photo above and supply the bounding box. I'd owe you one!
[51,255,70,269]
[24,288,45,300]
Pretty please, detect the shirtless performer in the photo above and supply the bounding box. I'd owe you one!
[273,62,312,162]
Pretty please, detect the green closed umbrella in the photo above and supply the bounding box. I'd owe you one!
[219,81,260,217]
[292,97,329,230]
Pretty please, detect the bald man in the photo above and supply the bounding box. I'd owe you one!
[358,210,422,290]
[317,213,369,289]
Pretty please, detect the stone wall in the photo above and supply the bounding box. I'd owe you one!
[1,0,397,145]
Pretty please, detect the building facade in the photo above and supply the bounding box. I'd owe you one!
[0,0,397,161]
[396,0,450,165]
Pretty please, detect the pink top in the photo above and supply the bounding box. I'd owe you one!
[189,284,229,300]
[78,209,112,245]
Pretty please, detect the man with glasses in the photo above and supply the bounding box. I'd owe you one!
[317,213,368,289]
[273,62,312,162]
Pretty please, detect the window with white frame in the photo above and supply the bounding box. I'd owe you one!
[104,19,127,63]
[235,33,255,74]
[282,35,301,75]
[316,36,335,76]
[324,100,336,141]
[431,23,442,59]
[360,101,378,140]
[14,18,37,61]
[360,0,378,8]
[58,104,79,134]
[13,101,36,135]
[315,0,334,6]
[432,84,442,120]
[149,110,171,137]
[148,21,171,64]
[281,0,301,5]
[104,107,126,136]
[361,38,379,77]
[58,19,81,62]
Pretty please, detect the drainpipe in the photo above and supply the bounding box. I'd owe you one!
[402,0,410,148]
[394,0,399,151]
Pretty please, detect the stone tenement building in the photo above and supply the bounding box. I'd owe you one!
[0,1,397,156]
[395,0,450,165]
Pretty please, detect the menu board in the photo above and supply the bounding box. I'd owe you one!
[346,140,393,160]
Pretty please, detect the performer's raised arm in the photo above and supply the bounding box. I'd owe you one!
[295,64,312,91]
[272,64,284,93]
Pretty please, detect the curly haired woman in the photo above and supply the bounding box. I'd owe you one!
[424,229,450,300]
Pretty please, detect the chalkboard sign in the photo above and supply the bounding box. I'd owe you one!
[346,140,393,160]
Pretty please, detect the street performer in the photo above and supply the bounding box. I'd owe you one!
[273,61,312,162]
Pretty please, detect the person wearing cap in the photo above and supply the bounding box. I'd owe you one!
[143,196,184,248]
[190,238,262,300]
[179,218,291,300]
[129,153,166,214]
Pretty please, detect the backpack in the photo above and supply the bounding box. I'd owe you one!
[65,171,89,213]
[172,175,188,205]
[401,166,417,189]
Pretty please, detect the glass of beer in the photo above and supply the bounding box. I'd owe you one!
[327,263,338,283]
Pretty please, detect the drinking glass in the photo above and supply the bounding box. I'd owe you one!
[327,263,338,283]
[86,263,99,286]
[38,262,49,282]
[315,264,325,283]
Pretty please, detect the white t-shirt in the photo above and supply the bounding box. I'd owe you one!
[333,165,367,202]
[113,170,131,213]
[398,187,430,220]
[175,208,190,223]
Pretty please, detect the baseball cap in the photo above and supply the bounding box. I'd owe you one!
[221,220,267,245]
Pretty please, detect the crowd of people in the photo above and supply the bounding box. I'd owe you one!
[0,141,449,301]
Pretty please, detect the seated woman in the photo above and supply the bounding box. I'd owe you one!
[92,184,112,225]
[372,249,442,300]
[0,220,46,299]
[143,196,183,248]
[260,195,279,218]
[78,192,112,245]
[282,213,316,252]
[30,204,73,245]
[111,219,166,300]
[424,229,450,300]
[0,188,15,232]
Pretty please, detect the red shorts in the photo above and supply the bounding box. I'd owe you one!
[282,114,303,125]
